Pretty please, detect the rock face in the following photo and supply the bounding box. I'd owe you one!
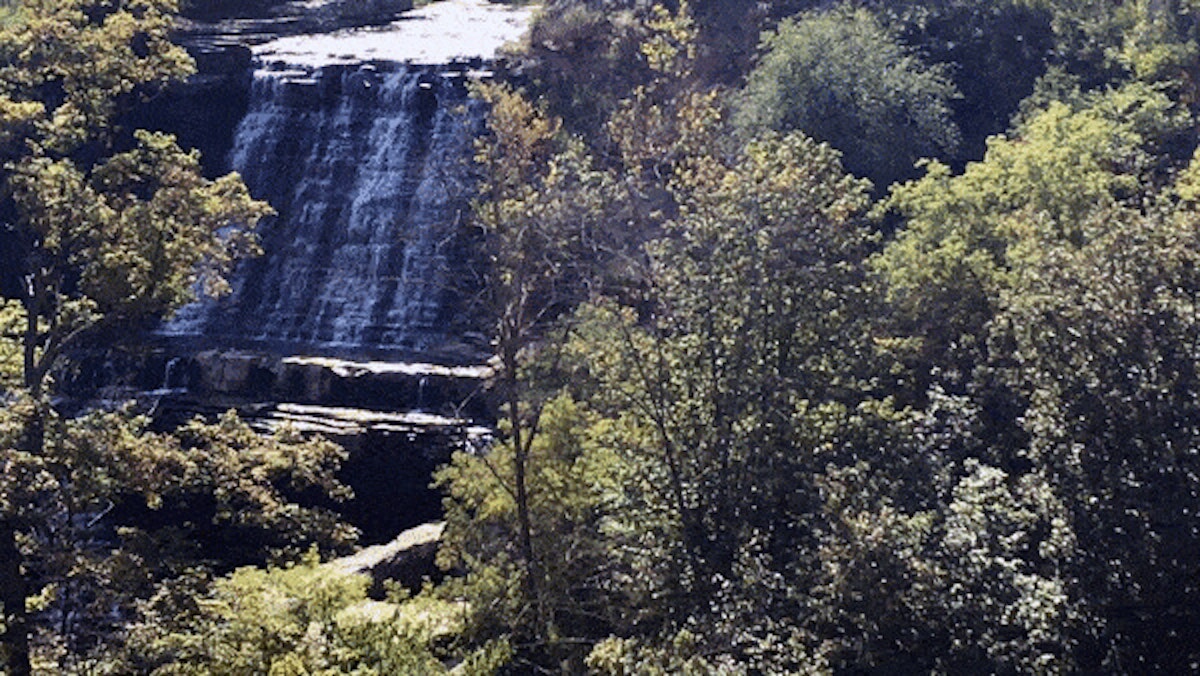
[159,352,495,419]
[133,352,495,543]
[150,394,487,542]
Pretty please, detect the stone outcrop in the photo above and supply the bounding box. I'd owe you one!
[114,349,494,544]
[150,392,486,543]
[329,521,446,596]
[55,343,495,544]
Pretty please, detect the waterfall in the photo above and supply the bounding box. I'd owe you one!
[127,0,529,544]
[161,62,484,359]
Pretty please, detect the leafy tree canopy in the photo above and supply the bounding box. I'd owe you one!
[737,6,961,190]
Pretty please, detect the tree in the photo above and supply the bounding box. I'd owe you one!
[1022,0,1200,89]
[445,113,889,670]
[123,550,511,675]
[0,0,353,672]
[872,71,1200,670]
[0,407,353,672]
[992,194,1200,670]
[449,79,626,670]
[580,129,885,670]
[737,5,961,190]
[874,82,1190,398]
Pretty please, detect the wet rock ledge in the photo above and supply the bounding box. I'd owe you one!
[171,352,496,419]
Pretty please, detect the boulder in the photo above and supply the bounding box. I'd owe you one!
[329,521,446,597]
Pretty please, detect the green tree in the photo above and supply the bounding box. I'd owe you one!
[435,14,712,668]
[124,551,510,675]
[575,129,887,670]
[874,82,1190,396]
[442,9,910,668]
[813,406,1079,673]
[426,2,1200,671]
[444,123,887,670]
[452,79,626,670]
[738,5,961,190]
[4,408,353,672]
[1023,0,1200,89]
[0,0,354,672]
[872,71,1200,670]
[519,0,670,143]
[992,194,1200,670]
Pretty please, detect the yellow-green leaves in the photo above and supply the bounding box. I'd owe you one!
[876,83,1186,326]
[1023,0,1200,85]
[641,1,697,77]
[473,82,560,195]
[0,1,271,401]
[128,554,461,675]
[0,0,192,154]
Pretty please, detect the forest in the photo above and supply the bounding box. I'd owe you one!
[3,0,1200,673]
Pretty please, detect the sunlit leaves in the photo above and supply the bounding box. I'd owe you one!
[0,0,192,154]
[127,552,467,675]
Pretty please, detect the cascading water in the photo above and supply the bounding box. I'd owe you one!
[143,0,531,542]
[161,62,483,358]
[161,0,532,362]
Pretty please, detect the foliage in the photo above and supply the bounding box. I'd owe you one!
[435,393,633,672]
[0,0,351,673]
[868,44,1200,670]
[0,399,355,672]
[7,0,1200,671]
[738,6,961,191]
[867,0,1055,162]
[124,551,506,675]
[518,1,669,141]
[433,1,1200,671]
[1022,0,1200,87]
[457,74,643,671]
[445,64,895,667]
[873,82,1191,391]
[992,197,1200,670]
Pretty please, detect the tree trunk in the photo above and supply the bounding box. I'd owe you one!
[505,351,542,634]
[0,520,30,676]
[3,274,42,674]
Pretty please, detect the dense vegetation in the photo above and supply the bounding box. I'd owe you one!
[0,1,354,673]
[5,0,1200,673]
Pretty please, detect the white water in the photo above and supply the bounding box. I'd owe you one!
[255,0,534,67]
[162,0,531,357]
[163,66,481,354]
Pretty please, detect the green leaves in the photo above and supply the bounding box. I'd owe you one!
[872,82,1189,393]
[987,200,1200,667]
[0,0,190,155]
[127,553,465,676]
[0,2,272,405]
[738,6,961,190]
[0,3,314,672]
